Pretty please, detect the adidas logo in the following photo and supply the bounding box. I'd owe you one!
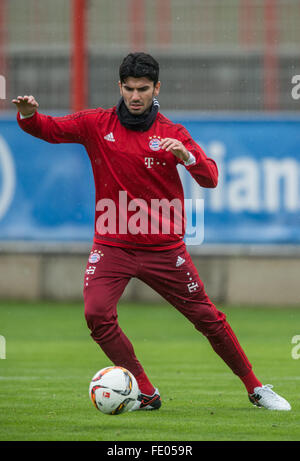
[104,132,115,142]
[176,256,185,267]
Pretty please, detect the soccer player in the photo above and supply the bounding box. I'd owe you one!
[13,52,291,411]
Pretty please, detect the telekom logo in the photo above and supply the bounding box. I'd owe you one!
[145,157,154,169]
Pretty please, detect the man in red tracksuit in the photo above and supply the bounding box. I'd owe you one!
[13,52,291,411]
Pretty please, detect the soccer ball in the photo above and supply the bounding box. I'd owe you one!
[89,366,139,415]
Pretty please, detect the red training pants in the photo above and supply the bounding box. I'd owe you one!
[83,243,252,379]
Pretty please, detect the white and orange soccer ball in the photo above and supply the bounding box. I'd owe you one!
[89,366,139,415]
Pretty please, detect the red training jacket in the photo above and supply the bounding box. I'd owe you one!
[17,107,218,250]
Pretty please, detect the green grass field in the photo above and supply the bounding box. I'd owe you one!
[0,300,299,441]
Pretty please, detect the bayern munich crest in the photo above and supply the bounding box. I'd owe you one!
[149,135,161,151]
[88,250,104,263]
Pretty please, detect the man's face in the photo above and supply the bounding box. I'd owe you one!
[118,77,160,115]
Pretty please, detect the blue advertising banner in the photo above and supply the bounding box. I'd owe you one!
[0,116,95,241]
[176,115,300,244]
[0,114,299,244]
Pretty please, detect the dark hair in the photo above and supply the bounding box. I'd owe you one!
[119,52,159,85]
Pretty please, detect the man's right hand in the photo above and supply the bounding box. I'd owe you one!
[12,95,39,116]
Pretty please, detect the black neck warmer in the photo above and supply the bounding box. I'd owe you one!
[116,97,160,132]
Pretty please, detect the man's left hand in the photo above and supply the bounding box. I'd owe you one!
[160,138,189,162]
